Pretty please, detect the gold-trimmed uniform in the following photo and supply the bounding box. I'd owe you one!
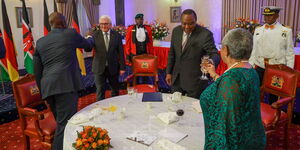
[249,22,294,68]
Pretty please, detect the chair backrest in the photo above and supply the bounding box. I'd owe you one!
[132,54,158,76]
[261,64,299,98]
[12,74,42,108]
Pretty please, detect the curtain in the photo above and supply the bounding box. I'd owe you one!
[82,0,99,26]
[56,0,76,28]
[222,0,300,45]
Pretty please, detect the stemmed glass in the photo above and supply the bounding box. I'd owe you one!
[176,104,186,126]
[127,87,137,104]
[200,55,214,80]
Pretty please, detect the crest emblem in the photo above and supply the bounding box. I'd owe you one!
[30,85,39,95]
[141,62,149,68]
[271,76,284,89]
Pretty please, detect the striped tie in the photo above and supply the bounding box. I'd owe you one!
[182,33,189,51]
[104,32,109,51]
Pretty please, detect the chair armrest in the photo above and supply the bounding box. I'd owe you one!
[20,107,45,120]
[271,97,293,109]
[124,74,134,82]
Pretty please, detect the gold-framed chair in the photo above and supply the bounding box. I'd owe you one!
[12,74,56,150]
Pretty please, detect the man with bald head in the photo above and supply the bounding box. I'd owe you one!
[33,12,93,150]
[85,15,125,100]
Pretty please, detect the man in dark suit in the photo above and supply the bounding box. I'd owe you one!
[85,15,125,101]
[33,12,93,150]
[166,9,220,99]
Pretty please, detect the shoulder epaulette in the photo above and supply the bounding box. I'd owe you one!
[282,24,292,29]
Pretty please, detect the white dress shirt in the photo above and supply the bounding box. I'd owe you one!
[136,26,146,42]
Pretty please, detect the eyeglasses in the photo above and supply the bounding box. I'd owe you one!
[99,23,111,26]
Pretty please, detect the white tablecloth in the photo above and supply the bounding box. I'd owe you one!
[63,93,205,150]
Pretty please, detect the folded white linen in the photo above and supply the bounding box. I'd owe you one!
[157,112,179,124]
[68,113,91,124]
[157,138,187,150]
[192,101,202,113]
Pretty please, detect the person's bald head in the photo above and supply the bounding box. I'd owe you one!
[49,12,67,29]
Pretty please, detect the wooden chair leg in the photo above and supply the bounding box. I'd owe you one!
[284,123,289,150]
[23,135,30,150]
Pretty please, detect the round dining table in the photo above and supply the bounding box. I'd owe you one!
[63,93,205,150]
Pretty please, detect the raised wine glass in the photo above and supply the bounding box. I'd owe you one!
[200,55,214,80]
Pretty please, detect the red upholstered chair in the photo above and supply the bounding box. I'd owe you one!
[12,74,56,150]
[260,64,299,149]
[125,54,158,93]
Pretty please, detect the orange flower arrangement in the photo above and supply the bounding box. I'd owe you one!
[225,18,261,34]
[73,126,113,150]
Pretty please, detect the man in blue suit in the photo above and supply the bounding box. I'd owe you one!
[33,12,93,150]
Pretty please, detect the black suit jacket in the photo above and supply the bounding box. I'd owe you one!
[167,25,220,91]
[33,28,94,99]
[86,29,125,75]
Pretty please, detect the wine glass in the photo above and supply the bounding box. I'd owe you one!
[200,55,214,80]
[176,104,186,126]
[108,103,118,121]
[127,87,135,103]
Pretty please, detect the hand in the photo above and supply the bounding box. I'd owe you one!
[120,70,125,75]
[85,29,93,37]
[203,64,216,77]
[165,74,172,86]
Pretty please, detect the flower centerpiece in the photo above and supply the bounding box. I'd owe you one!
[112,25,127,39]
[150,21,169,41]
[73,126,113,150]
[226,18,261,34]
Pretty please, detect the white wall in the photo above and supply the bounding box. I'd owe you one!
[99,0,116,25]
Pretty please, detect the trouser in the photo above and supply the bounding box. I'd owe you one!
[95,67,119,100]
[46,92,78,150]
[172,74,207,99]
[255,65,278,104]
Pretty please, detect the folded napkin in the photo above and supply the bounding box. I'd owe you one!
[68,113,91,124]
[192,101,202,113]
[157,138,186,150]
[157,112,179,124]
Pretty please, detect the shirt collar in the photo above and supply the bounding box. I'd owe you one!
[102,30,111,35]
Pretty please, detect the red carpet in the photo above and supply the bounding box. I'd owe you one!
[1,93,300,150]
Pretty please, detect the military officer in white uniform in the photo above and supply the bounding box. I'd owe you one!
[249,6,295,84]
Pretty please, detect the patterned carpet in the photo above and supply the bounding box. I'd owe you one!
[0,93,300,150]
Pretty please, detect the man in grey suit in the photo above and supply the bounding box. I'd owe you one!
[166,9,220,99]
[33,12,93,150]
[85,15,125,101]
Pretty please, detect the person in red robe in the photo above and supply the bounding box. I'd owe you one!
[125,13,153,65]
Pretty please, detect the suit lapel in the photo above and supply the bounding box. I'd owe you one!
[108,30,114,52]
[181,26,200,56]
[178,29,183,56]
[96,30,105,47]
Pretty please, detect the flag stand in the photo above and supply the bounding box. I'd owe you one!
[0,68,12,101]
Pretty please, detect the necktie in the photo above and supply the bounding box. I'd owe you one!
[182,33,189,51]
[265,24,275,30]
[104,32,109,51]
